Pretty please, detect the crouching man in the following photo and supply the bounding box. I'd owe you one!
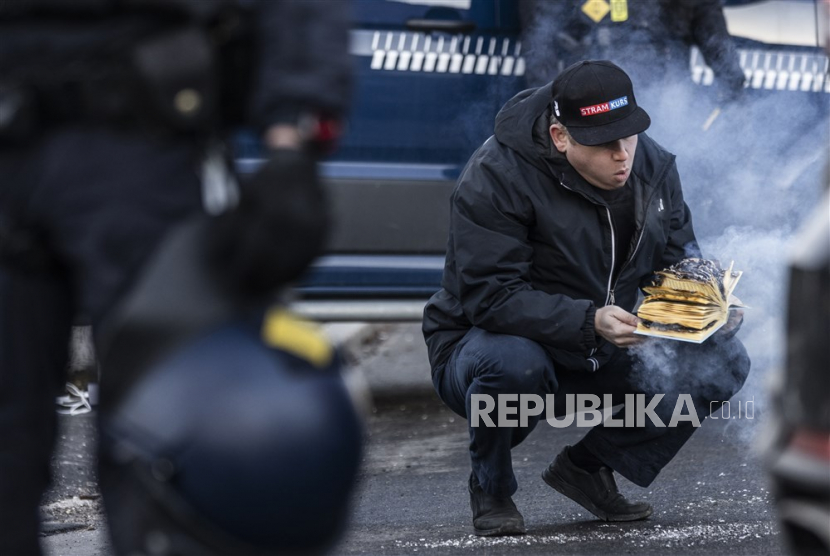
[422,60,750,536]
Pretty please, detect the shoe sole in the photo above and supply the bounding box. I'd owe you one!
[474,523,527,537]
[541,469,653,522]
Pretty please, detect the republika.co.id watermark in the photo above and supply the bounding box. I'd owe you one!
[471,394,755,428]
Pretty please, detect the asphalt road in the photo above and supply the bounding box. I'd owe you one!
[334,396,782,556]
[41,412,108,555]
[334,325,785,556]
[41,324,785,556]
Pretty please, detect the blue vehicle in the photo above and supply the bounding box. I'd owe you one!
[297,0,526,311]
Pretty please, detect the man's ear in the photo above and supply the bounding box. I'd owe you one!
[550,125,569,153]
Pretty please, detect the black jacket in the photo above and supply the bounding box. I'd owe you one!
[422,83,698,374]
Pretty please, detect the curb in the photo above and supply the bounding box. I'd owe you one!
[323,321,437,405]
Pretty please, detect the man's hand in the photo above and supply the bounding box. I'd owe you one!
[715,308,744,339]
[595,305,645,348]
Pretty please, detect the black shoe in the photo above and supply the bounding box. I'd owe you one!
[542,446,653,522]
[468,472,527,536]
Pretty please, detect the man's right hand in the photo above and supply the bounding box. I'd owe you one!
[594,305,644,348]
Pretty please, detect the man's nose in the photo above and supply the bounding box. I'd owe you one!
[610,141,629,160]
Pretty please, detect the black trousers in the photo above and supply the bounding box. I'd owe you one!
[0,127,202,555]
[433,326,751,497]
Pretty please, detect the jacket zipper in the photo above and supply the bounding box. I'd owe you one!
[557,177,620,307]
[607,182,663,304]
[609,154,675,304]
[559,182,653,307]
[608,226,645,306]
[603,206,616,306]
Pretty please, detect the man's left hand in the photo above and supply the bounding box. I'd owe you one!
[715,308,744,339]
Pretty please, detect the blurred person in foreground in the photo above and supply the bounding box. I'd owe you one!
[765,2,830,554]
[0,1,361,554]
[422,60,750,536]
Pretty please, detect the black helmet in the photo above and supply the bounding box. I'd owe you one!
[99,316,363,555]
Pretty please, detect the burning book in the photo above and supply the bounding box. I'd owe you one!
[635,258,744,343]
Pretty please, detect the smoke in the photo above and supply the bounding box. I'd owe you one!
[627,226,796,447]
[516,1,828,448]
[627,74,827,448]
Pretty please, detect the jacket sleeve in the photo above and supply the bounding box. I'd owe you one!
[249,0,352,129]
[449,157,598,353]
[657,162,700,269]
[685,0,745,92]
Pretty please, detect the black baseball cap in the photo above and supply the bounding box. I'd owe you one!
[551,60,651,146]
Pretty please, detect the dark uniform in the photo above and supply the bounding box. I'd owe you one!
[520,0,746,99]
[0,1,354,554]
